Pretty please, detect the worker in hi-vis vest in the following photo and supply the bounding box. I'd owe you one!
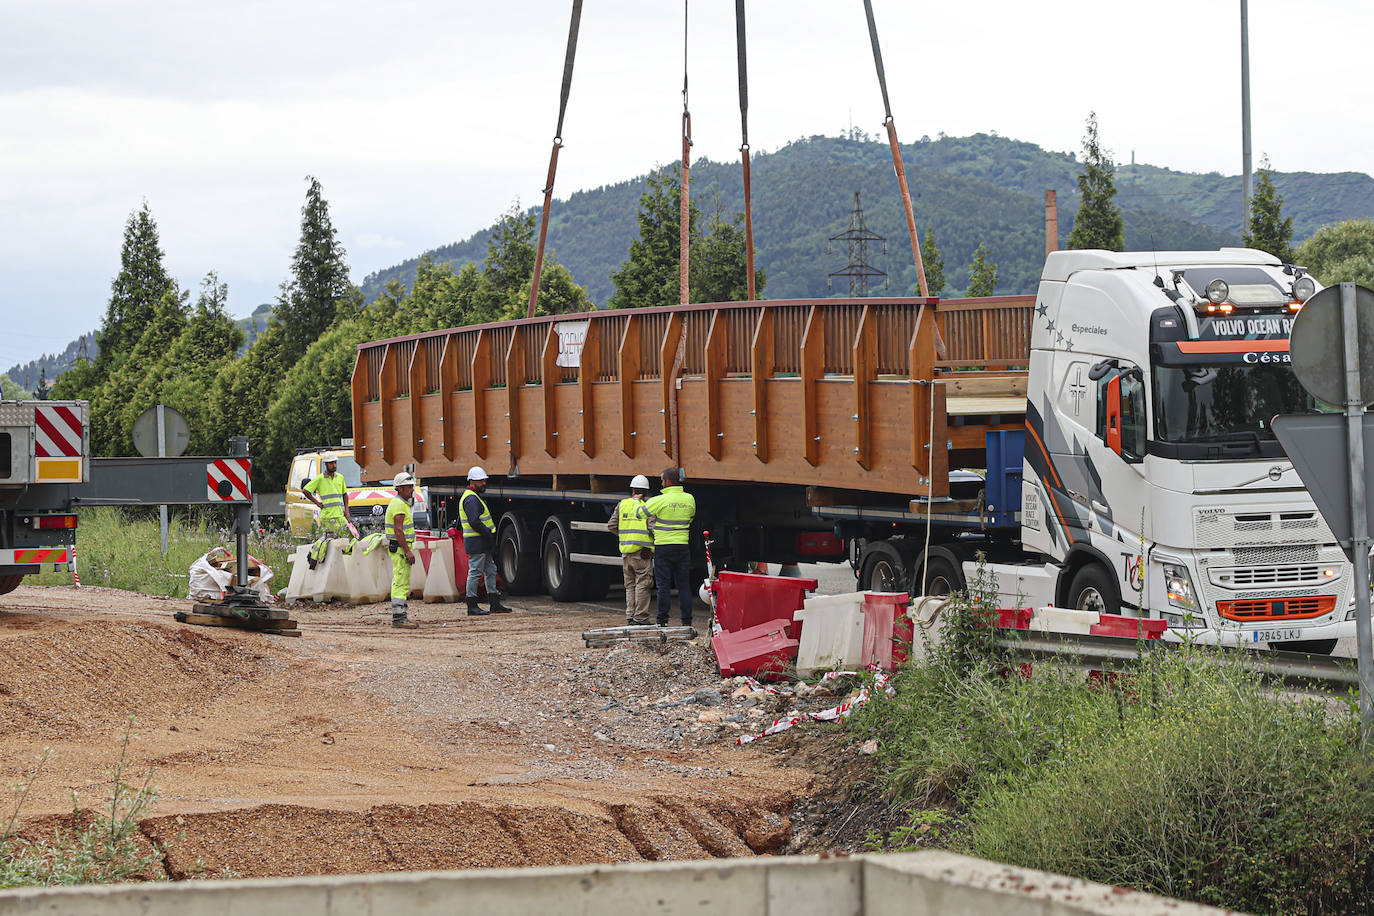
[303,451,349,537]
[645,467,696,628]
[386,472,419,629]
[607,474,654,625]
[461,466,511,616]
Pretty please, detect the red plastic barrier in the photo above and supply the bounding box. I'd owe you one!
[714,571,818,638]
[713,621,800,678]
[424,529,496,597]
[859,592,912,672]
[995,607,1034,629]
[1090,614,1168,640]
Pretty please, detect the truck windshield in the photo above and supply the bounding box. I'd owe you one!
[336,456,363,487]
[1152,363,1316,444]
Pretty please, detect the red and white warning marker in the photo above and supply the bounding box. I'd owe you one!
[34,404,83,457]
[207,458,252,502]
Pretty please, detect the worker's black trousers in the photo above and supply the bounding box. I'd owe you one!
[653,544,693,626]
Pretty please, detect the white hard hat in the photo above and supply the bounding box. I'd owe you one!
[393,472,415,487]
[630,474,650,490]
[468,466,488,481]
[321,451,338,464]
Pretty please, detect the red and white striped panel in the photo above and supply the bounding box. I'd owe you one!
[207,458,252,501]
[34,404,83,457]
[353,488,396,501]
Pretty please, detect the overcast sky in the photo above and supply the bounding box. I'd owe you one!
[3,0,1370,374]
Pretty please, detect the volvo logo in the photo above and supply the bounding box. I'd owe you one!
[1268,466,1285,482]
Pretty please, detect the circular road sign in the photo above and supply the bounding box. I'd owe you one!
[1288,283,1374,409]
[132,404,191,458]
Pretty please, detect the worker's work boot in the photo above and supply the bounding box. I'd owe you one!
[391,616,418,629]
[489,594,513,614]
[466,596,490,616]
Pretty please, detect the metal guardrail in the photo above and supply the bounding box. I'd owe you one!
[994,630,1359,691]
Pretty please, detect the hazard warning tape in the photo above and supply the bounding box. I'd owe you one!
[735,669,893,746]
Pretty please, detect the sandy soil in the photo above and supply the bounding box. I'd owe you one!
[0,585,817,878]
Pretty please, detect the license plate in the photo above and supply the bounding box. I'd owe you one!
[1254,628,1304,643]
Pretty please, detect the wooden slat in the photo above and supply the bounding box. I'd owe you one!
[800,306,824,467]
[938,374,1028,397]
[580,319,600,458]
[471,329,491,459]
[704,311,726,460]
[909,305,937,494]
[438,334,458,461]
[852,305,876,470]
[505,328,523,463]
[407,339,426,462]
[660,312,684,460]
[750,308,773,461]
[349,348,369,473]
[378,343,396,463]
[541,326,559,458]
[618,315,641,459]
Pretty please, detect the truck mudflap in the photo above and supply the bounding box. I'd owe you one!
[1160,617,1357,648]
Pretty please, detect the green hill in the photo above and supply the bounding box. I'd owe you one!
[360,132,1374,304]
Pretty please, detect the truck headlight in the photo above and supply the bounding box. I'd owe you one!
[1162,562,1197,612]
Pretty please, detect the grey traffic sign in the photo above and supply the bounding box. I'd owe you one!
[1274,412,1374,562]
[1289,283,1374,408]
[132,405,190,459]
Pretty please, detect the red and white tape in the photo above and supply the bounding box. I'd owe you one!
[70,543,81,588]
[735,669,892,746]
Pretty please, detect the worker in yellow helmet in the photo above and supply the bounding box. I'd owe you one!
[645,467,696,628]
[386,472,419,630]
[607,474,654,625]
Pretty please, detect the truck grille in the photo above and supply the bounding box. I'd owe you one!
[1217,596,1336,621]
[1220,565,1326,587]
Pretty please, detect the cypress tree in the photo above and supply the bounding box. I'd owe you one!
[1067,112,1125,251]
[1245,159,1295,262]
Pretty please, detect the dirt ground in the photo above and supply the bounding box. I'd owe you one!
[0,583,870,879]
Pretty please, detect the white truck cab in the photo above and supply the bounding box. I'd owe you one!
[990,248,1354,653]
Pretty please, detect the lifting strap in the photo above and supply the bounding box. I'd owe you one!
[861,0,929,300]
[735,0,756,301]
[527,0,584,319]
[679,0,693,306]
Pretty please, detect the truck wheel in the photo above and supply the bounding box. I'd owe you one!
[1274,639,1337,656]
[541,525,585,602]
[581,566,615,601]
[496,520,540,595]
[860,542,908,593]
[0,575,22,597]
[1067,564,1118,614]
[918,557,964,596]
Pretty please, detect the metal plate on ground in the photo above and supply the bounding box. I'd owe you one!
[1288,283,1374,408]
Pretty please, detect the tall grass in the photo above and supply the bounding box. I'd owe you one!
[31,507,294,597]
[853,580,1374,915]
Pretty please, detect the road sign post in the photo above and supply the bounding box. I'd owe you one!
[1284,282,1374,747]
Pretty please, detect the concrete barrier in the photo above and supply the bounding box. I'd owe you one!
[0,851,1232,916]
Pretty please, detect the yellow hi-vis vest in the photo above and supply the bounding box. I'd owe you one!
[386,497,414,549]
[460,489,493,539]
[616,497,652,555]
[306,472,348,520]
[646,485,695,546]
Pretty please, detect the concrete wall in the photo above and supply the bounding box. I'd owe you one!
[0,851,1235,916]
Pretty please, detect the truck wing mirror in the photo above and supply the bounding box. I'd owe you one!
[1105,375,1123,458]
[1088,360,1115,381]
[300,477,311,489]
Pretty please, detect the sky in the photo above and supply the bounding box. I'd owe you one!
[3,0,1371,375]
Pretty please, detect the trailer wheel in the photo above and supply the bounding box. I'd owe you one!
[541,525,585,602]
[496,519,540,595]
[1067,564,1118,614]
[0,575,22,597]
[1274,639,1337,656]
[918,556,964,597]
[859,542,908,593]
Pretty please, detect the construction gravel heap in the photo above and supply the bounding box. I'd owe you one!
[0,586,864,880]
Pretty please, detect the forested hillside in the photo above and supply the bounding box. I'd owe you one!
[361,132,1374,305]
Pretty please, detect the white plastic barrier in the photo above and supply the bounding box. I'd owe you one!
[907,596,949,662]
[421,539,461,603]
[345,546,392,604]
[1031,606,1100,634]
[793,593,866,676]
[284,538,417,605]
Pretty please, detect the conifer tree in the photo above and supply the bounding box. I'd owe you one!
[276,176,353,363]
[966,243,998,297]
[1067,112,1125,251]
[608,170,699,309]
[920,227,946,297]
[92,202,176,386]
[690,201,766,303]
[1245,158,1295,262]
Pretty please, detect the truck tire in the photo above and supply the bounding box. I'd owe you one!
[1274,639,1337,656]
[918,556,964,596]
[496,519,540,595]
[859,542,908,593]
[0,575,22,597]
[581,566,615,601]
[1067,563,1118,614]
[541,524,585,602]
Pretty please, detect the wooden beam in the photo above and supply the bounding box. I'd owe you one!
[799,306,825,467]
[703,311,726,460]
[438,334,458,461]
[938,374,1028,397]
[349,347,369,474]
[505,330,523,463]
[749,308,773,461]
[659,312,684,460]
[377,343,396,464]
[618,315,641,459]
[471,329,490,459]
[407,340,426,462]
[851,305,876,470]
[909,305,936,478]
[541,326,559,458]
[580,319,601,458]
